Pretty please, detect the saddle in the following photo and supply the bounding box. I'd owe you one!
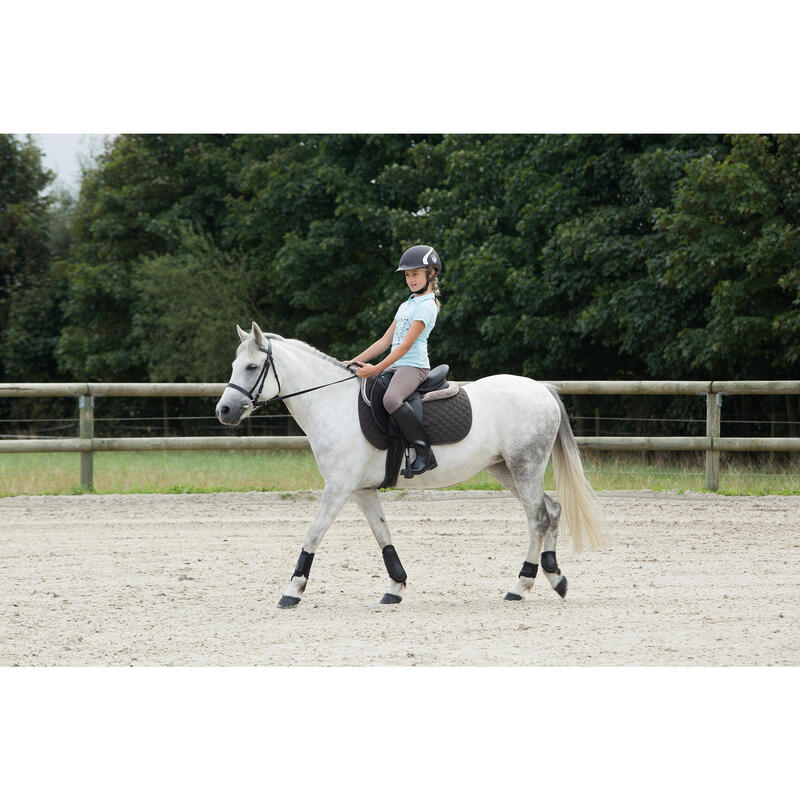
[357,365,473,488]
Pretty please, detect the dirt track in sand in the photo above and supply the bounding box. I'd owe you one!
[0,490,797,666]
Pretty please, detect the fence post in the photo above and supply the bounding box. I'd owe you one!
[705,393,721,490]
[79,395,94,490]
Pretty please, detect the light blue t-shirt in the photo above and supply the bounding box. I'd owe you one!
[392,293,438,368]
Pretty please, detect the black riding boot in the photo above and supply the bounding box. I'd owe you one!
[391,401,437,476]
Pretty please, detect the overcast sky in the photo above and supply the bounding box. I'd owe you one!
[33,133,113,194]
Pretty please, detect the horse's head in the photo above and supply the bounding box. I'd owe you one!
[216,321,279,426]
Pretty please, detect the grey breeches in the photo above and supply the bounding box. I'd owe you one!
[382,366,430,414]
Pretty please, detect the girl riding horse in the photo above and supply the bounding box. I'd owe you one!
[346,244,442,477]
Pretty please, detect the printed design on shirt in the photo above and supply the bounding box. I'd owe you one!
[394,310,413,345]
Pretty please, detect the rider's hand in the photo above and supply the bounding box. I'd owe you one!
[355,363,380,379]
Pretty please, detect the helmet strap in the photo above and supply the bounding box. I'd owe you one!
[412,279,430,295]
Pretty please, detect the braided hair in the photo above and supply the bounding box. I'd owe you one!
[430,269,441,309]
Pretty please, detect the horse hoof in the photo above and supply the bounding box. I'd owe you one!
[380,593,402,604]
[278,595,301,608]
[504,592,523,601]
[555,577,568,598]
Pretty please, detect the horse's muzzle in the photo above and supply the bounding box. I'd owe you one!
[216,399,246,426]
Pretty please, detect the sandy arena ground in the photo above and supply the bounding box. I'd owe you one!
[0,489,797,666]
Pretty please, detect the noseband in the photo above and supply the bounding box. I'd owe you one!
[226,337,357,408]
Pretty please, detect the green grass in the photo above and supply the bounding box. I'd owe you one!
[0,449,798,497]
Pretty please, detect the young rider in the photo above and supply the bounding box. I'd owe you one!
[346,244,442,476]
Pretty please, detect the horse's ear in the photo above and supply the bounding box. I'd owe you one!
[251,321,265,346]
[236,324,248,343]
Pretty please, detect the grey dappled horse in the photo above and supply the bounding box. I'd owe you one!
[216,322,605,607]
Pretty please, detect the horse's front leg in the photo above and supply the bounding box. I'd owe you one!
[277,482,352,608]
[352,489,407,605]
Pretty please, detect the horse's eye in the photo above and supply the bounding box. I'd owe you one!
[246,363,258,370]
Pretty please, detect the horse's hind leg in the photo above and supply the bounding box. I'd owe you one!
[500,459,567,600]
[487,461,520,498]
[353,489,407,605]
[540,492,567,597]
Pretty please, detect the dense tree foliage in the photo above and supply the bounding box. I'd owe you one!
[0,136,56,380]
[656,135,800,378]
[58,134,239,380]
[1,133,798,433]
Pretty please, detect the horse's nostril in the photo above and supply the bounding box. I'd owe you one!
[221,405,230,416]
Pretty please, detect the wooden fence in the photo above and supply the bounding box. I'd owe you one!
[1,381,799,492]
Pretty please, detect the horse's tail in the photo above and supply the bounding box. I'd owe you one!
[545,384,607,554]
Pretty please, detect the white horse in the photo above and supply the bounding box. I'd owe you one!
[216,322,605,607]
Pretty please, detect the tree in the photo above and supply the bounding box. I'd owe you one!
[0,135,56,381]
[44,132,800,402]
[231,134,444,361]
[132,227,254,381]
[537,135,730,379]
[392,134,730,382]
[58,134,239,380]
[655,134,800,378]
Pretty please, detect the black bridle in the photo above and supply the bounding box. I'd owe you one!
[226,337,358,409]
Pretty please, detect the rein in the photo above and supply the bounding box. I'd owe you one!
[226,338,358,409]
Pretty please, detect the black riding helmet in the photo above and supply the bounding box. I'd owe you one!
[396,245,442,295]
[396,244,442,273]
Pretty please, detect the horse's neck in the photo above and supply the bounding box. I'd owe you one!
[272,341,357,436]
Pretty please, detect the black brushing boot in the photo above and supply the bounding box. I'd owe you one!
[391,401,437,477]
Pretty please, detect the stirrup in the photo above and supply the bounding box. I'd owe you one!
[401,444,437,478]
[401,448,414,479]
[390,403,436,478]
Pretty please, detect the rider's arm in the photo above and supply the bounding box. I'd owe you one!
[349,321,396,363]
[371,320,425,372]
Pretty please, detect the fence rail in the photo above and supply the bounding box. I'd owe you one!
[3,380,800,398]
[2,381,799,492]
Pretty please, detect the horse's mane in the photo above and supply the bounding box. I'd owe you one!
[237,332,350,372]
